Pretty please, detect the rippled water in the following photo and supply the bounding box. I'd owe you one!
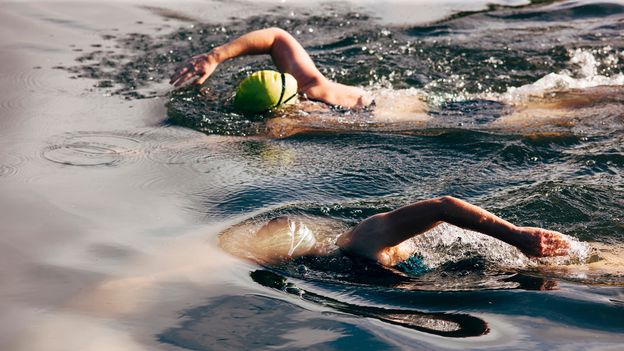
[2,1,624,350]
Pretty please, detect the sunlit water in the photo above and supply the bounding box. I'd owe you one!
[1,1,623,350]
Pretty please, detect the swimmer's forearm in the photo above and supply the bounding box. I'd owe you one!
[384,197,518,247]
[338,196,517,265]
[340,196,569,263]
[384,196,569,258]
[209,28,282,63]
[174,27,368,106]
[172,28,291,86]
[209,28,325,88]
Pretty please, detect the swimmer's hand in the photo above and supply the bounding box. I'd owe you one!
[170,51,220,87]
[512,227,570,257]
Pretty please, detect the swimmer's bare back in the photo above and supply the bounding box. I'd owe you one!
[170,27,371,108]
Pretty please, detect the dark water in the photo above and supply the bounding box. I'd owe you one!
[4,0,624,350]
[68,0,624,136]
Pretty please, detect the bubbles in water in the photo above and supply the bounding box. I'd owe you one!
[406,224,531,270]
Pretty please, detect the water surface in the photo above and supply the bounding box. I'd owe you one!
[1,1,623,350]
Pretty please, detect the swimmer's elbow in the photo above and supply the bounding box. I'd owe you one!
[265,27,292,43]
[247,27,292,50]
[436,195,460,208]
[435,196,461,213]
[266,27,289,36]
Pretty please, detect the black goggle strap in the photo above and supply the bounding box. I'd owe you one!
[279,72,298,105]
[275,72,287,107]
[260,73,297,114]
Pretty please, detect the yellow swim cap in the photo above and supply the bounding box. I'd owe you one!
[233,70,298,114]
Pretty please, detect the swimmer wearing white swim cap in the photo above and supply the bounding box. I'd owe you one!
[242,196,571,267]
[170,32,570,266]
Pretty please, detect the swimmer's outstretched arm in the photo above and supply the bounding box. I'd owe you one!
[336,196,570,266]
[169,27,370,108]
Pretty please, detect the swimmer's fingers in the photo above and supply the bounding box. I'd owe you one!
[194,63,218,85]
[546,235,570,256]
[196,72,210,85]
[170,72,189,87]
[552,246,569,256]
[170,58,200,83]
[170,54,216,87]
[170,65,193,85]
[170,55,203,84]
[538,232,570,257]
[517,227,570,257]
[172,72,196,87]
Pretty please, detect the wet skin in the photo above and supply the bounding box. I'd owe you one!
[251,197,570,267]
[170,27,371,108]
[170,29,570,266]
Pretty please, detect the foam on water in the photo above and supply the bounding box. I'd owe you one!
[500,48,624,102]
[405,223,592,270]
[218,212,617,289]
[5,1,624,349]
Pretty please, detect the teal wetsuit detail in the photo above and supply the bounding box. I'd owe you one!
[394,256,431,276]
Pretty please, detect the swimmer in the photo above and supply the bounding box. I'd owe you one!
[169,27,430,136]
[170,27,372,108]
[170,27,622,137]
[222,196,570,267]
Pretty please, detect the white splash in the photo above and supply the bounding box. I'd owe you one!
[501,48,624,103]
[406,223,591,270]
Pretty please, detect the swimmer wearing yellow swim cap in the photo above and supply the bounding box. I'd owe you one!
[170,27,372,110]
[233,70,298,114]
[170,30,571,266]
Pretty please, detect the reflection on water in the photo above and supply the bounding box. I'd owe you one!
[3,0,624,350]
[249,269,490,338]
[159,294,395,350]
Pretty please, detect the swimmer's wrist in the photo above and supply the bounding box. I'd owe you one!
[208,47,225,64]
[495,225,524,248]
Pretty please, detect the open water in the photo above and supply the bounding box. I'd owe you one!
[1,1,623,350]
